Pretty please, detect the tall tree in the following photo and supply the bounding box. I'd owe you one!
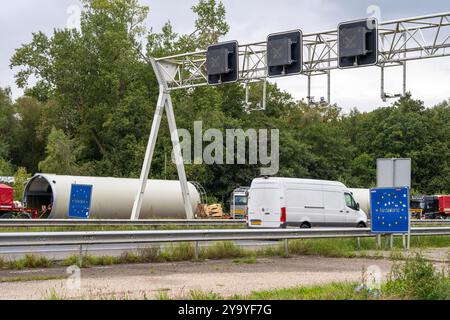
[38,127,79,175]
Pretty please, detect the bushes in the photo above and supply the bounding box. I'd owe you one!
[4,254,52,270]
[385,254,450,300]
[200,242,246,260]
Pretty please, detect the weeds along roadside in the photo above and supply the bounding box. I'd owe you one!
[158,253,450,301]
[0,224,246,233]
[0,236,449,271]
[45,254,450,300]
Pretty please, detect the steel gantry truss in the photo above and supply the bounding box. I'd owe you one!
[131,12,450,220]
[154,12,450,102]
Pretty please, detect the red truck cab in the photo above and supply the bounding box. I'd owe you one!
[0,183,38,219]
[439,195,450,217]
[0,184,14,210]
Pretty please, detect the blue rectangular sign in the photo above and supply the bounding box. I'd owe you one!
[370,187,409,233]
[68,184,93,219]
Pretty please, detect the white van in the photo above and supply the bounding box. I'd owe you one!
[247,177,368,229]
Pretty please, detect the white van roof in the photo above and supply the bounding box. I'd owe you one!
[252,177,347,188]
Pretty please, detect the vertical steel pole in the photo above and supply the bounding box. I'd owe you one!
[380,66,386,102]
[194,241,199,260]
[407,188,411,250]
[131,86,166,220]
[165,94,194,219]
[284,239,289,256]
[327,51,331,105]
[132,58,193,220]
[78,244,83,268]
[262,79,267,111]
[307,75,312,104]
[403,32,407,96]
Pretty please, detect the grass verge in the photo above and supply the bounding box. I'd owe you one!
[0,224,245,233]
[158,254,450,300]
[1,236,449,271]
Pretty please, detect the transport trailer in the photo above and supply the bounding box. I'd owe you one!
[410,195,450,219]
[438,195,450,219]
[0,183,38,219]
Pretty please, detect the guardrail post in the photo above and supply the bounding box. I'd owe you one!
[284,239,289,256]
[194,241,199,260]
[376,234,381,249]
[390,235,394,250]
[402,234,406,249]
[78,244,83,268]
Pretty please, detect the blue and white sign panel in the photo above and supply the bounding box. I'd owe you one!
[370,187,409,233]
[68,184,93,219]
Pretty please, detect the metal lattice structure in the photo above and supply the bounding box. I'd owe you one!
[154,12,450,103]
[131,12,450,221]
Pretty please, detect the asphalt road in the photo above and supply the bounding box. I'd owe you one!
[0,255,396,300]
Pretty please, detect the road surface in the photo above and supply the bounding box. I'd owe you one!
[0,255,396,300]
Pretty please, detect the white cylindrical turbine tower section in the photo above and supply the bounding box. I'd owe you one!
[23,174,201,219]
[349,188,371,217]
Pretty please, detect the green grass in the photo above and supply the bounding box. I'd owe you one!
[233,256,258,264]
[47,289,66,300]
[1,236,449,271]
[0,275,66,283]
[158,255,450,301]
[385,254,450,299]
[1,254,53,270]
[233,282,367,300]
[200,241,247,260]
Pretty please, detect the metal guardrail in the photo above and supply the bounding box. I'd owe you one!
[411,219,450,223]
[0,219,448,229]
[0,227,449,248]
[0,219,246,228]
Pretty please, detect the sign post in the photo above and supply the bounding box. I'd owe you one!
[375,158,412,249]
[370,187,410,249]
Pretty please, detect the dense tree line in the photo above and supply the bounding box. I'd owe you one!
[0,0,449,203]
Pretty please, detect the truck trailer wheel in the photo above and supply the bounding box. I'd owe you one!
[0,213,13,219]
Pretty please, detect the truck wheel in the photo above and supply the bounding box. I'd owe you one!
[0,213,13,219]
[17,213,31,219]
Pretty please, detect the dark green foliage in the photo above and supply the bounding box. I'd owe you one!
[1,0,448,208]
[385,254,450,300]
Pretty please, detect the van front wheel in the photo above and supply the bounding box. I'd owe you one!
[357,222,367,228]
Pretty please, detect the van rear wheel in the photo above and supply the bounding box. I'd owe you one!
[300,222,311,229]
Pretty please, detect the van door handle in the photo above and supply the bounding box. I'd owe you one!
[340,210,344,213]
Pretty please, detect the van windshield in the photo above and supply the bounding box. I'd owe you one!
[248,188,279,208]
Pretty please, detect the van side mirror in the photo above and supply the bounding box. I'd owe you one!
[356,203,360,211]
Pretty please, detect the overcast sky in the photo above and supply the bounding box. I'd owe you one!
[0,0,449,112]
